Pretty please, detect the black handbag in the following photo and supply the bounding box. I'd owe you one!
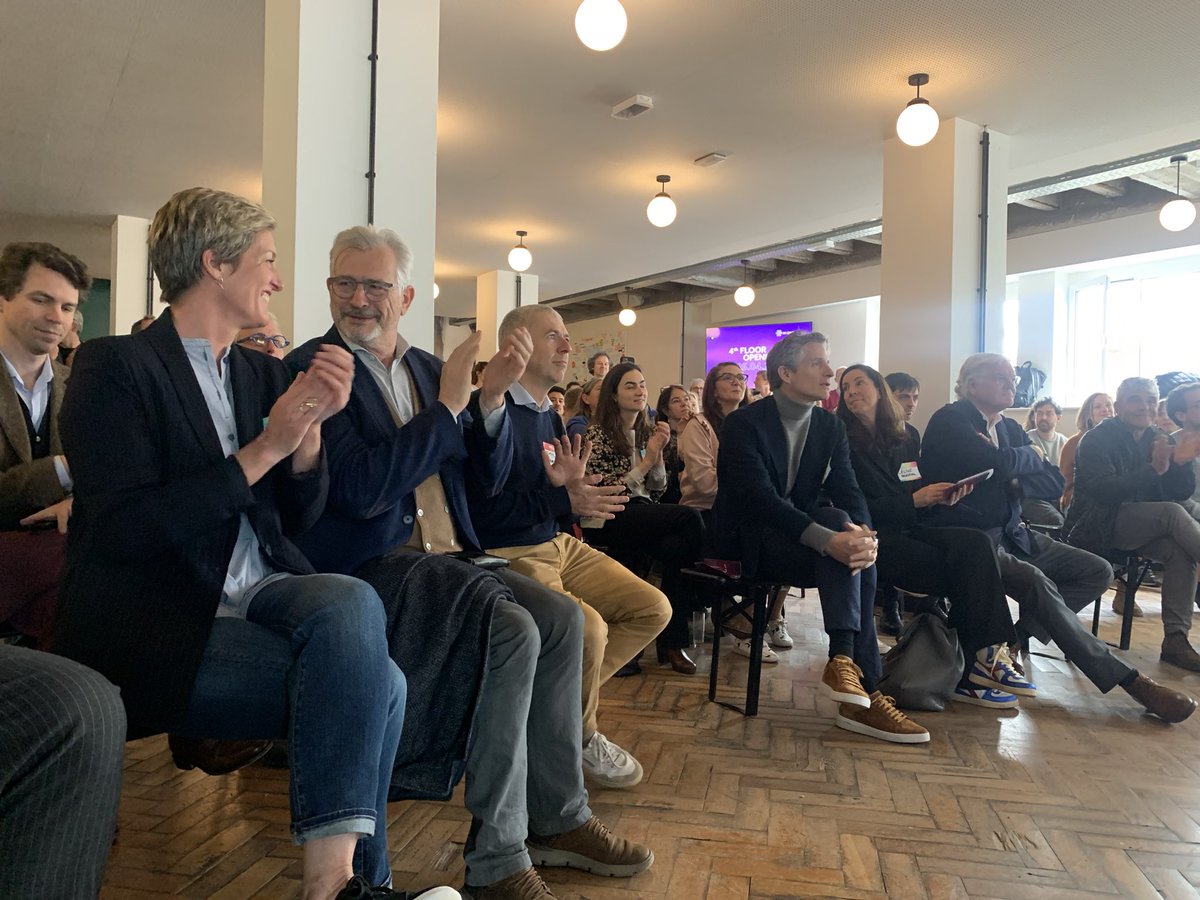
[877,598,964,712]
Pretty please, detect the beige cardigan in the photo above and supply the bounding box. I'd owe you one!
[677,413,719,510]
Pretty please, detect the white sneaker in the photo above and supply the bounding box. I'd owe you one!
[733,638,779,663]
[581,732,643,789]
[767,620,793,649]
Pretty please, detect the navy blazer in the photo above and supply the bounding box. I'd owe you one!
[713,396,870,575]
[53,311,325,735]
[286,328,512,575]
[920,398,1055,552]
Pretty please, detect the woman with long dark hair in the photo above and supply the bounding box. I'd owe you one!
[583,364,706,674]
[836,364,1033,709]
[654,384,692,504]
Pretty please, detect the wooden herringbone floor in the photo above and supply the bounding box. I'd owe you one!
[101,586,1200,899]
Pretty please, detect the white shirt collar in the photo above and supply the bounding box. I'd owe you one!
[339,329,409,367]
[0,350,54,394]
[508,380,551,413]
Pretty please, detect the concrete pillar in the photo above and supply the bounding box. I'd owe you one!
[475,271,538,356]
[109,215,158,335]
[262,0,439,351]
[879,119,1009,427]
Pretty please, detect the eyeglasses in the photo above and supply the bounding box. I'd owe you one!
[326,276,394,301]
[983,375,1020,388]
[717,372,748,384]
[238,333,291,350]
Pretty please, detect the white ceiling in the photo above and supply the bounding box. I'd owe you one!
[4,0,1200,318]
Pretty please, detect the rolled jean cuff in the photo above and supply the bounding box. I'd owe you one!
[293,812,376,845]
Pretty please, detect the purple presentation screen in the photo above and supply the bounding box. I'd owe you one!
[704,322,813,376]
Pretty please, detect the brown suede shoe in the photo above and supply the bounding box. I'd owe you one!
[527,816,653,877]
[836,692,930,744]
[820,655,870,708]
[1123,674,1198,723]
[1161,634,1200,672]
[463,867,555,899]
[168,735,273,776]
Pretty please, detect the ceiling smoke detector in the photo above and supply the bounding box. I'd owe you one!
[694,152,728,167]
[611,94,653,119]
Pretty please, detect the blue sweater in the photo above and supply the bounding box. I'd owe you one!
[467,393,573,550]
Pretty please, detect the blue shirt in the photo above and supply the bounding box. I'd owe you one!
[181,339,286,617]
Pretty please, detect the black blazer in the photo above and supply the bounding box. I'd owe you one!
[287,328,511,575]
[53,312,326,735]
[713,396,870,575]
[846,424,924,533]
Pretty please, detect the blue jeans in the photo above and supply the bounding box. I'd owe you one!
[173,574,405,886]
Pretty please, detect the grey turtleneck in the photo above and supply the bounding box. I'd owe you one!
[772,391,836,553]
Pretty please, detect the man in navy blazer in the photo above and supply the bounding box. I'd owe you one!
[921,353,1196,723]
[288,226,652,897]
[713,331,929,743]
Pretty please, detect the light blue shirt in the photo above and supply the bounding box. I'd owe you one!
[508,380,552,414]
[340,330,505,435]
[1,350,72,491]
[181,339,285,617]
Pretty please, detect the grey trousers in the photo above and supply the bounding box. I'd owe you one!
[1111,501,1200,637]
[0,645,126,899]
[997,531,1133,692]
[463,568,591,887]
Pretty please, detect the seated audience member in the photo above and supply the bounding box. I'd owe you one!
[582,364,705,676]
[678,362,789,659]
[565,380,581,391]
[654,384,691,504]
[0,645,125,900]
[548,384,566,422]
[588,351,612,379]
[466,305,671,789]
[472,360,487,386]
[751,369,771,401]
[1167,382,1200,526]
[920,354,1196,723]
[1022,397,1067,527]
[235,312,290,359]
[821,365,845,412]
[1158,398,1177,433]
[884,372,920,424]
[564,376,601,440]
[51,187,434,900]
[836,365,1028,708]
[1064,377,1200,672]
[687,377,705,410]
[57,307,82,366]
[0,241,88,646]
[1059,391,1114,510]
[287,226,651,899]
[131,315,156,334]
[713,332,929,743]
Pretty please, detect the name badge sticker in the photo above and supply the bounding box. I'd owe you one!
[542,441,556,465]
[897,461,921,482]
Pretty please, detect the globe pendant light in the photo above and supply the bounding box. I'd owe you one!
[507,230,532,272]
[896,73,939,147]
[734,259,756,307]
[618,307,637,326]
[575,0,627,52]
[646,174,677,227]
[432,281,440,300]
[617,289,638,326]
[1159,155,1197,232]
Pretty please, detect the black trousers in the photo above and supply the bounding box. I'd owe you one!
[876,525,1017,657]
[584,501,705,649]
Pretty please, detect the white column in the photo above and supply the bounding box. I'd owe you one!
[879,119,1009,427]
[262,0,440,351]
[109,215,158,335]
[476,271,538,357]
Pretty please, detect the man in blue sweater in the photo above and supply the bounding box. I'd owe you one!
[289,228,652,900]
[466,305,671,792]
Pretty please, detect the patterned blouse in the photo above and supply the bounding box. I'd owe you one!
[583,423,667,501]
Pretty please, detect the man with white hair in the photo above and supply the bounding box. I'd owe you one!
[921,354,1197,723]
[1065,376,1200,671]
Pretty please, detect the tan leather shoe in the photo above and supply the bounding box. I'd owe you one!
[820,655,870,708]
[1123,674,1198,723]
[527,816,653,877]
[462,867,555,900]
[1161,633,1200,673]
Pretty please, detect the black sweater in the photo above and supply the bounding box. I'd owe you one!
[846,424,924,533]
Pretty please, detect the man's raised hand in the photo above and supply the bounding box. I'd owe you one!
[480,327,533,414]
[439,331,481,418]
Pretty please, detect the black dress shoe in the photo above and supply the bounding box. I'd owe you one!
[168,735,273,776]
[612,651,643,677]
[336,875,459,898]
[879,598,902,636]
[656,640,697,675]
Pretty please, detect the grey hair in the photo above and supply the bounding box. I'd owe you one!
[498,304,558,340]
[328,225,413,288]
[955,353,1011,399]
[149,187,276,303]
[765,331,828,390]
[1115,376,1158,403]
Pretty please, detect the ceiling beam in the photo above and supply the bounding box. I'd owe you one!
[856,233,883,245]
[814,240,854,255]
[1081,180,1126,198]
[771,250,813,264]
[744,258,777,272]
[1130,172,1200,201]
[670,273,742,290]
[1015,196,1059,211]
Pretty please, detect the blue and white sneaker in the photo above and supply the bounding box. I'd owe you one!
[969,645,1037,697]
[953,685,1019,708]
